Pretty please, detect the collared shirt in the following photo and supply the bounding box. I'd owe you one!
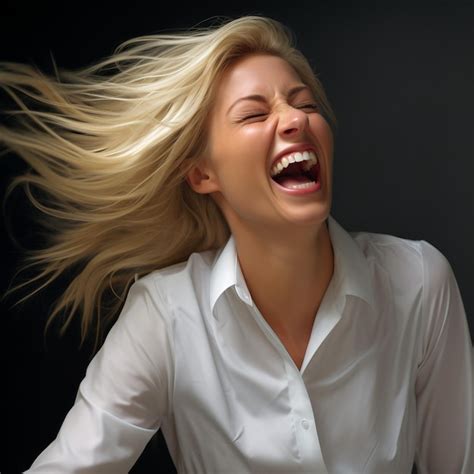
[26,214,473,473]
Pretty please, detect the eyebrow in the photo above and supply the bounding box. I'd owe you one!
[226,84,311,115]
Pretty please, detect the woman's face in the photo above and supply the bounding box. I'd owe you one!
[187,53,334,236]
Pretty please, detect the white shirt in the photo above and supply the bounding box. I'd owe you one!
[26,214,473,473]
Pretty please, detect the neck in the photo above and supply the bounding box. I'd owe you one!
[233,218,334,335]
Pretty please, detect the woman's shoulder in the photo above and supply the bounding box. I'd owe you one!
[139,247,217,281]
[131,247,219,306]
[348,228,451,285]
[350,228,423,265]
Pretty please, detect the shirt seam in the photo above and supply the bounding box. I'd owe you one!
[417,240,448,374]
[353,232,422,247]
[151,272,175,420]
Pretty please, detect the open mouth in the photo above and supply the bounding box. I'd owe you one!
[271,160,320,190]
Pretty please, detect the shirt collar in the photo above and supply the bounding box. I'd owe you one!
[326,214,376,313]
[209,214,375,319]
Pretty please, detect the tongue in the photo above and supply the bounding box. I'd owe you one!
[277,175,313,188]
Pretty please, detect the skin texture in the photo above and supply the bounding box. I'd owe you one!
[186,53,335,368]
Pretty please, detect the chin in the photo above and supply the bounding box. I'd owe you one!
[282,208,331,228]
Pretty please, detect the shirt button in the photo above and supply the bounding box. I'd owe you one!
[301,419,310,430]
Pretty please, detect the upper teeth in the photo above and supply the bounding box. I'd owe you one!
[271,150,318,177]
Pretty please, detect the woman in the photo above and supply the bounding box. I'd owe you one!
[1,15,472,473]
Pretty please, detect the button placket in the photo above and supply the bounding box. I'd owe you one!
[283,360,329,473]
[247,302,329,472]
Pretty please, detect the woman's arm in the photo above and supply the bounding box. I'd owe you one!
[24,278,173,473]
[414,241,473,473]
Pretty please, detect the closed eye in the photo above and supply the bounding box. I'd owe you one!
[241,103,319,121]
[296,103,319,110]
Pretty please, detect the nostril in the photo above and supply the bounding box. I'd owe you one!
[283,126,301,135]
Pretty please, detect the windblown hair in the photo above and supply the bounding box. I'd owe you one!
[0,15,337,352]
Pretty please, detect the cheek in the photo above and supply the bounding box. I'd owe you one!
[214,124,274,178]
[310,116,334,159]
[230,124,275,162]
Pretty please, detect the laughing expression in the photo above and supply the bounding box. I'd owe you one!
[186,53,334,237]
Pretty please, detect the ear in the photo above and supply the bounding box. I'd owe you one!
[184,157,220,195]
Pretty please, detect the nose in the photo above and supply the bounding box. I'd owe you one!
[277,103,309,138]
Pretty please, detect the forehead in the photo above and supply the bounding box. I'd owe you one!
[213,54,304,107]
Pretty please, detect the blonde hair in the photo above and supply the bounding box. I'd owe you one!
[1,15,337,352]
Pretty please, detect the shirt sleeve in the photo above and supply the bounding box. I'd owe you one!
[414,240,474,473]
[24,277,173,473]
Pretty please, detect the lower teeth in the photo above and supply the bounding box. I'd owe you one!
[286,181,316,189]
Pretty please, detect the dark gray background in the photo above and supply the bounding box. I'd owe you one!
[1,1,472,472]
